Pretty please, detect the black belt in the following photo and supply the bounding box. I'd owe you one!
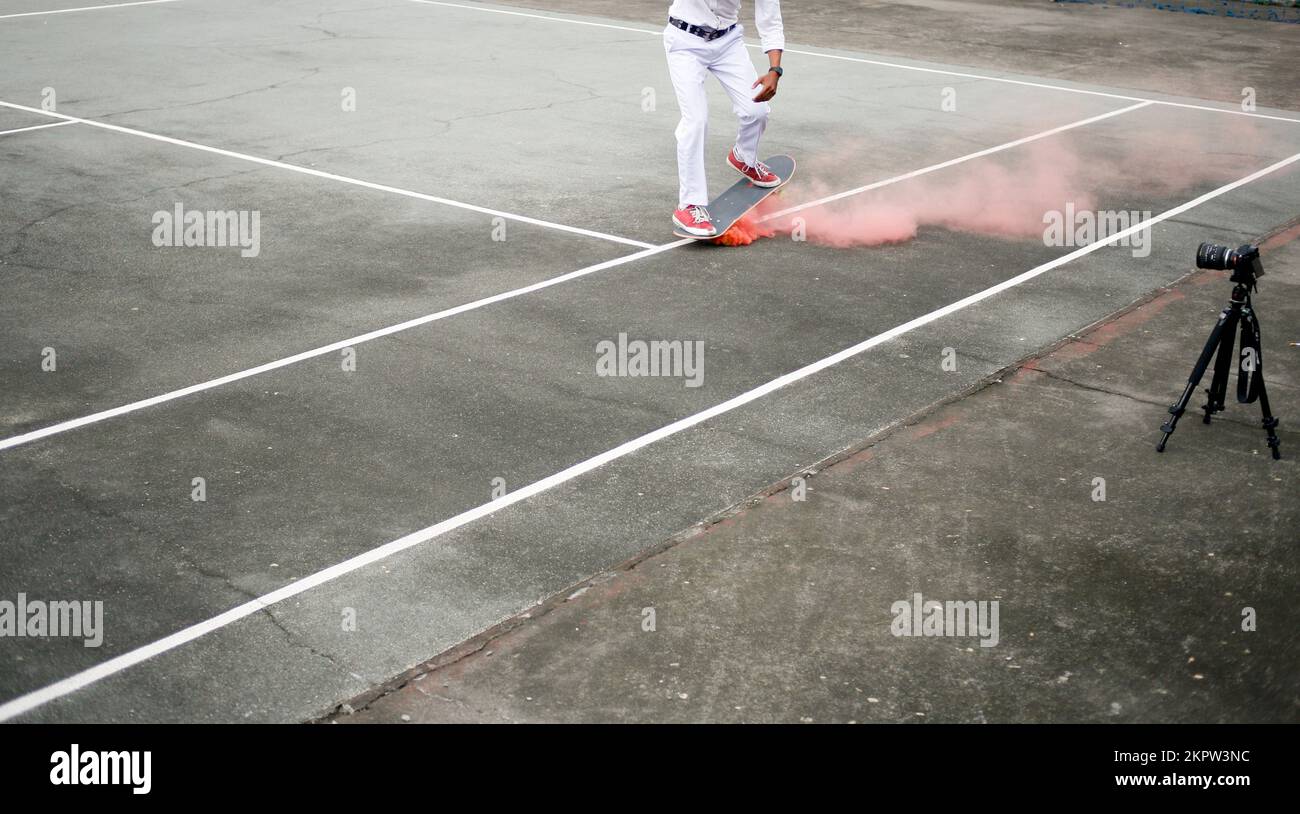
[669,16,735,41]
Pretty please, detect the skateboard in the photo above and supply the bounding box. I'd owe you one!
[673,154,796,240]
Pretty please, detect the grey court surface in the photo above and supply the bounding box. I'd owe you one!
[0,0,1297,722]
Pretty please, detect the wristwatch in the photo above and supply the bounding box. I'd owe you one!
[768,66,783,77]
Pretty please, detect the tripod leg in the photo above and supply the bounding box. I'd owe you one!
[1202,309,1238,423]
[1236,306,1263,405]
[1158,309,1231,452]
[1257,380,1282,460]
[1248,309,1281,460]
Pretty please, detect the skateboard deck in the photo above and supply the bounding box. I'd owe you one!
[674,154,796,240]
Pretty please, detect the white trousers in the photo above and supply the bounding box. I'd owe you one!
[663,23,770,208]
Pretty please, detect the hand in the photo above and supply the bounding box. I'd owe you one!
[752,70,779,103]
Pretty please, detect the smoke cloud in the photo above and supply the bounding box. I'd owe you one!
[713,109,1281,248]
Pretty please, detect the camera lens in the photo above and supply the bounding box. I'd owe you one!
[1197,242,1231,270]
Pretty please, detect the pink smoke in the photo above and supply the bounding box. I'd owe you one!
[780,139,1091,247]
[752,108,1278,249]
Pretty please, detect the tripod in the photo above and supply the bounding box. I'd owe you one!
[1157,281,1281,459]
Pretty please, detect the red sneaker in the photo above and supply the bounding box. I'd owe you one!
[672,203,717,237]
[727,147,781,187]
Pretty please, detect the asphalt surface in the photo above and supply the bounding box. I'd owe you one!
[0,0,1297,722]
[343,234,1300,724]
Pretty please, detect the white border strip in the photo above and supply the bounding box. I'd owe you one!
[0,103,1146,452]
[0,120,76,137]
[407,0,1300,125]
[2,149,1296,722]
[0,100,655,249]
[0,0,181,20]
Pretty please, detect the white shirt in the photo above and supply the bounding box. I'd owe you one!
[667,0,785,52]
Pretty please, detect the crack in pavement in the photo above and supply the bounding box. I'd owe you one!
[1,167,268,262]
[99,67,326,120]
[1023,364,1291,435]
[262,608,357,677]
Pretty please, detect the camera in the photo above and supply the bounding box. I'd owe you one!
[1197,242,1263,286]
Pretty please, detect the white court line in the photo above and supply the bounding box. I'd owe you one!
[0,120,76,137]
[407,0,1300,126]
[409,0,654,35]
[0,100,655,250]
[0,0,181,20]
[0,103,1147,452]
[0,241,686,452]
[772,48,1300,126]
[3,149,1295,723]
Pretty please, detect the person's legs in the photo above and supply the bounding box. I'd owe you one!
[707,27,770,167]
[664,26,711,208]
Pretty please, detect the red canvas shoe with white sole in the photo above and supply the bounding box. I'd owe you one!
[672,204,717,237]
[727,147,781,187]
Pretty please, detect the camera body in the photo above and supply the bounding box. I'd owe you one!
[1197,242,1264,287]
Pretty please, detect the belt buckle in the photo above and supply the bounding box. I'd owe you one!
[691,21,719,39]
[671,16,725,41]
